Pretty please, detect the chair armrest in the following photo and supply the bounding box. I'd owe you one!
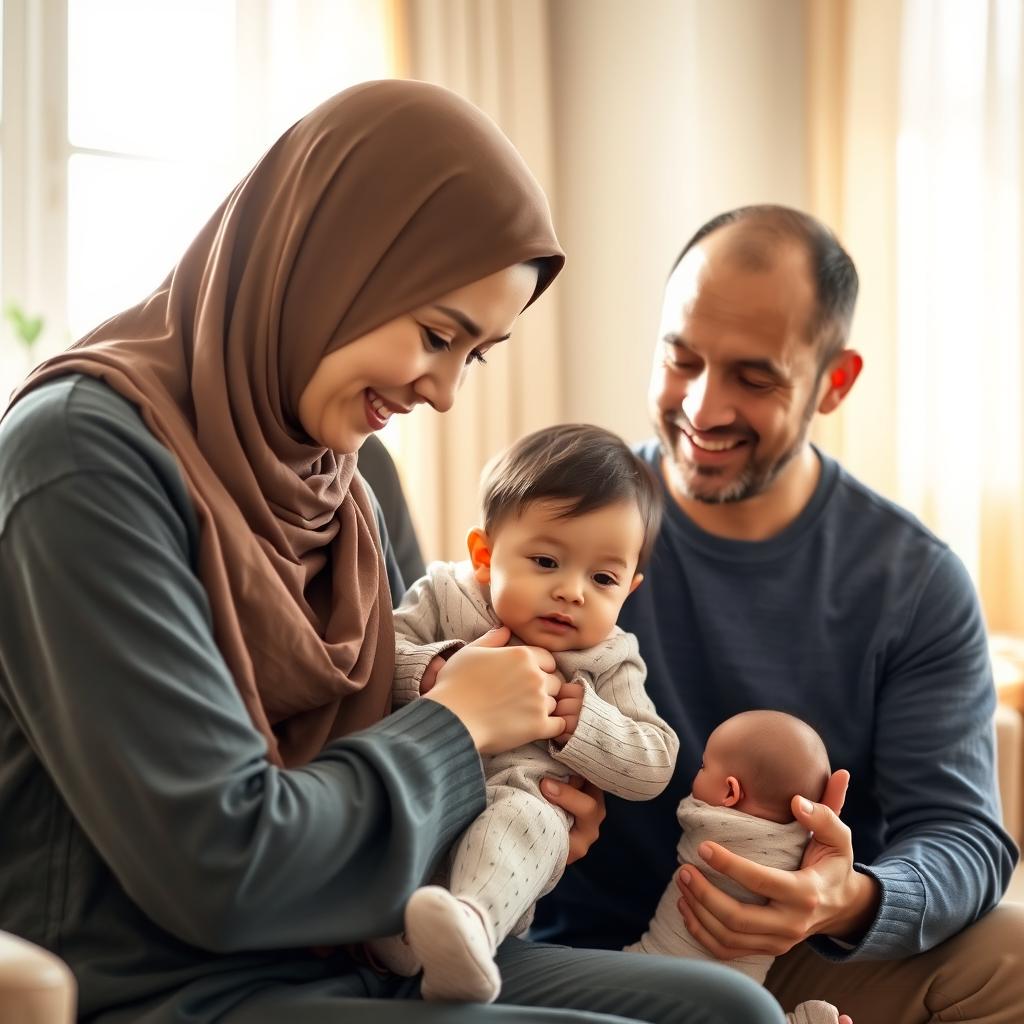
[0,930,76,1024]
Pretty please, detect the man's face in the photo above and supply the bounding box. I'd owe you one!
[648,231,824,505]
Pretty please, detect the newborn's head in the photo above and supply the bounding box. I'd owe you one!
[691,711,830,823]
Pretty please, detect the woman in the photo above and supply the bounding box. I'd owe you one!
[0,80,783,1022]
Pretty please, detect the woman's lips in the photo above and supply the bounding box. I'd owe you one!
[364,389,410,431]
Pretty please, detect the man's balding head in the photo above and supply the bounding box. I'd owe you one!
[671,206,859,372]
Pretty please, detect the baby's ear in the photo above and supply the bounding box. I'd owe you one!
[723,776,743,807]
[466,527,492,584]
[628,572,644,594]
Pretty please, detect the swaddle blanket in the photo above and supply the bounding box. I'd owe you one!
[628,797,841,1024]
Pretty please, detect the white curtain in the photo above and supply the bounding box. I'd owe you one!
[806,0,1024,635]
[393,0,563,562]
[896,0,1024,634]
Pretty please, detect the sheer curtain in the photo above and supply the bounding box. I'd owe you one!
[806,0,1024,635]
[1,0,403,397]
[897,0,1023,635]
[393,0,563,562]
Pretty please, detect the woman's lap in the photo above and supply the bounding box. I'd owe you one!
[217,938,785,1024]
[496,938,783,1023]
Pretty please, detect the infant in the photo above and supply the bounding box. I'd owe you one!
[372,424,679,1003]
[630,710,846,1024]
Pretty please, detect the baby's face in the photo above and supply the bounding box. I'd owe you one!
[691,728,735,806]
[485,499,644,651]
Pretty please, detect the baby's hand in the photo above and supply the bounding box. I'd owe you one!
[420,654,447,695]
[551,680,584,747]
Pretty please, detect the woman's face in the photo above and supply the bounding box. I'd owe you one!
[298,263,538,453]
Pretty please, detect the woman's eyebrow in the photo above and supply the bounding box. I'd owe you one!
[433,304,512,343]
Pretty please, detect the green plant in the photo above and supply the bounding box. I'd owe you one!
[4,301,45,351]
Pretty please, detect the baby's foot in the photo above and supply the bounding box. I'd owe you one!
[366,932,422,977]
[404,885,500,1003]
[786,999,846,1024]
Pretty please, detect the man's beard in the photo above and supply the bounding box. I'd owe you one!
[656,395,817,505]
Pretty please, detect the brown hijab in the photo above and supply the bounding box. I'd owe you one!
[10,80,564,768]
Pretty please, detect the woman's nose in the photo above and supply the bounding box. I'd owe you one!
[414,364,461,413]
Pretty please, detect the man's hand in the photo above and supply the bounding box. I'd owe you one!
[550,680,584,747]
[541,775,606,864]
[674,770,880,959]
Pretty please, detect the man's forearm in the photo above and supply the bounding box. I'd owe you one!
[824,870,880,943]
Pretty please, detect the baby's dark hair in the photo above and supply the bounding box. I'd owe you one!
[481,423,664,567]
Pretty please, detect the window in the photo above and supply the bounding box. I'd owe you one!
[1,0,398,396]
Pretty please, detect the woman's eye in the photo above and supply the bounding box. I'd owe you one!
[466,349,488,366]
[593,573,617,587]
[422,328,450,352]
[531,556,558,569]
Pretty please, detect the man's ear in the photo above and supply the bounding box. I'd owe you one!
[628,572,644,595]
[818,350,863,415]
[722,776,743,808]
[466,527,492,584]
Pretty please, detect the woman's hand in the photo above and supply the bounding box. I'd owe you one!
[542,776,606,864]
[424,627,565,754]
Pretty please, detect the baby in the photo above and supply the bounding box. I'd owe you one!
[372,423,679,1002]
[629,710,846,1024]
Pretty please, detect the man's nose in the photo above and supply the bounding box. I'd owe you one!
[681,370,735,431]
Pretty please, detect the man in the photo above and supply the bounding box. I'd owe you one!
[532,205,1023,1020]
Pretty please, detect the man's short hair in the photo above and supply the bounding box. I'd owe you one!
[481,423,663,567]
[671,205,859,369]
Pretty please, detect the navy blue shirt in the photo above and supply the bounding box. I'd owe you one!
[533,440,1018,960]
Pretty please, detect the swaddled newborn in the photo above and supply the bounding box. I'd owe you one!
[629,710,846,1024]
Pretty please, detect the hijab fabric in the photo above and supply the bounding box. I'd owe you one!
[10,80,564,767]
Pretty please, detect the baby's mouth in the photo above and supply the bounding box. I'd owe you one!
[539,613,574,629]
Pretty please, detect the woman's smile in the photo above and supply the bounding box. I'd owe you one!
[365,388,411,430]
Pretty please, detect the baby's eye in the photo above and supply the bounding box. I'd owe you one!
[531,556,558,570]
[593,572,618,587]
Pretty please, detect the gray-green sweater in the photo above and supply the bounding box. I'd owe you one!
[0,375,486,1019]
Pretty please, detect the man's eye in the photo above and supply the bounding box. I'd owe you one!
[739,376,775,392]
[593,573,617,587]
[531,556,558,569]
[422,328,450,352]
[664,352,698,374]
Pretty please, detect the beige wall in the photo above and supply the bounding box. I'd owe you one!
[548,0,809,444]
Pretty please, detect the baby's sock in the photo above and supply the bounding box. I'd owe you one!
[404,885,500,1003]
[365,933,422,977]
[786,999,841,1024]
